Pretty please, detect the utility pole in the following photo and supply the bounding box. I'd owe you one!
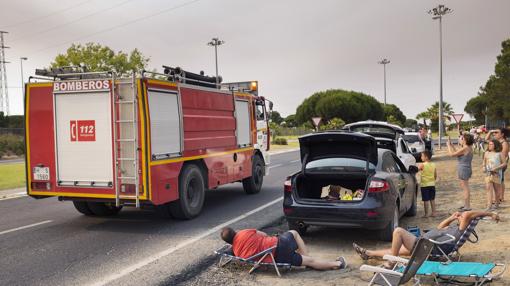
[428,5,452,150]
[20,57,27,102]
[0,31,10,115]
[378,58,390,105]
[207,37,225,86]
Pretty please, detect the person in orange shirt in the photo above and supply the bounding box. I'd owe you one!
[221,228,347,270]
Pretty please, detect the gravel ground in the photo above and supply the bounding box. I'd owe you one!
[176,150,510,285]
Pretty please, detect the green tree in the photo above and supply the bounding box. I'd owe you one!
[320,117,345,130]
[295,89,384,125]
[404,119,418,129]
[386,115,401,126]
[464,95,487,125]
[416,101,454,131]
[51,43,149,76]
[469,39,510,123]
[270,111,284,125]
[383,104,406,126]
[283,114,296,127]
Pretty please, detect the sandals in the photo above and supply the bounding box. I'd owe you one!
[353,243,370,260]
[336,256,348,270]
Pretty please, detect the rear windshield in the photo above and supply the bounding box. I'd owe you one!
[306,158,376,173]
[351,126,395,136]
[376,140,396,152]
[403,135,421,143]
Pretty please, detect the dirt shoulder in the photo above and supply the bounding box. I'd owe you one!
[181,150,509,286]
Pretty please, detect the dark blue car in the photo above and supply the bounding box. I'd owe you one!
[283,131,418,241]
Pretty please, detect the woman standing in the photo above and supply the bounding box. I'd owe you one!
[447,133,474,211]
[483,140,507,210]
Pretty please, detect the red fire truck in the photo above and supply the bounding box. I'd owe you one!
[25,66,272,219]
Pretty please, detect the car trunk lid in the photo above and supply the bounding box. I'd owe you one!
[298,131,378,166]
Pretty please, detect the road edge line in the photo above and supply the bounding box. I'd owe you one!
[0,220,52,235]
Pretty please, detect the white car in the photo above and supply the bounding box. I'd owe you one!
[403,132,426,162]
[343,121,417,170]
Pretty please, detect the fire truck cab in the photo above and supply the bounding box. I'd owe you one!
[25,66,272,219]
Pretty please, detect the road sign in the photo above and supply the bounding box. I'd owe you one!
[452,114,464,123]
[312,117,322,127]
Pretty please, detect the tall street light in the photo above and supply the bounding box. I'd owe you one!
[378,58,390,105]
[428,4,452,150]
[20,57,27,102]
[207,37,225,86]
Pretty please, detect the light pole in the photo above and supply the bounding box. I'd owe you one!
[378,58,390,105]
[20,57,27,101]
[428,4,452,150]
[207,37,225,86]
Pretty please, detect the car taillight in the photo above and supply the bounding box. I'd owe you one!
[284,177,292,193]
[368,179,390,193]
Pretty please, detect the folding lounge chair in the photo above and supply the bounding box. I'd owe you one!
[428,217,480,263]
[359,235,456,286]
[415,261,506,286]
[359,238,436,286]
[214,244,291,277]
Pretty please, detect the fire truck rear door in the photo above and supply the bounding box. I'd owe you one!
[54,87,114,187]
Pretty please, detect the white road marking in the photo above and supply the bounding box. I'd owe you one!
[268,163,283,169]
[89,196,284,286]
[0,220,52,235]
[290,159,300,163]
[0,193,28,201]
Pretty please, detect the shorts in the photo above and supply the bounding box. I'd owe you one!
[420,186,436,201]
[458,167,472,181]
[275,231,302,266]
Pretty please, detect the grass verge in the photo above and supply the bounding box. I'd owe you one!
[0,163,26,190]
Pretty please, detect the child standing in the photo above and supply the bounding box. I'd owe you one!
[482,139,507,210]
[418,150,437,217]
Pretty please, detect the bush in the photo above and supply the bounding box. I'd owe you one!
[272,137,288,145]
[0,134,25,156]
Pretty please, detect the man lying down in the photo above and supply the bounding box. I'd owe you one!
[221,227,347,271]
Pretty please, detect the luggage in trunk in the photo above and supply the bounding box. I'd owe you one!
[295,173,369,201]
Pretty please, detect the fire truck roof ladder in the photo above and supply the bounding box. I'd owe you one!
[113,72,140,207]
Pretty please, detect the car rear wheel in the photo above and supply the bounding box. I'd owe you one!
[380,207,399,241]
[288,220,307,236]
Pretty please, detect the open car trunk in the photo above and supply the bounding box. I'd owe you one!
[294,173,370,202]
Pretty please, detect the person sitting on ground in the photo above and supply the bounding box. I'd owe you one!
[352,210,500,266]
[418,150,438,217]
[220,227,347,271]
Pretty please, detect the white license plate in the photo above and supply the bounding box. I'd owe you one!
[33,167,50,181]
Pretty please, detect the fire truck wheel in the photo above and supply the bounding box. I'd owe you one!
[72,201,94,216]
[242,155,264,194]
[170,164,205,219]
[87,202,123,216]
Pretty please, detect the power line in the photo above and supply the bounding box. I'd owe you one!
[30,0,204,55]
[0,0,95,29]
[12,0,135,42]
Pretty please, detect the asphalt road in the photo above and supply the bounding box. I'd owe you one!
[0,150,301,286]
